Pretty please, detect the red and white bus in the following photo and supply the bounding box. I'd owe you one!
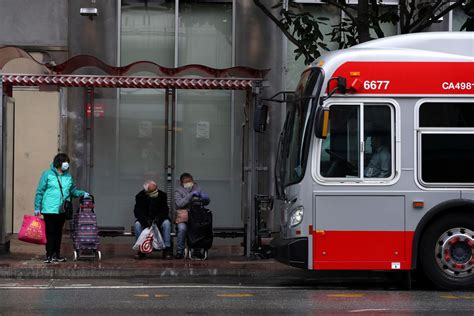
[271,32,474,290]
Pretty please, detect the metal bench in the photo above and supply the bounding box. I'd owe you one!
[98,226,245,239]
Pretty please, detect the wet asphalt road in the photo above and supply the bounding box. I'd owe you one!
[0,278,473,315]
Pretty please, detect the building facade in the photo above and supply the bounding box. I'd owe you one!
[0,0,470,247]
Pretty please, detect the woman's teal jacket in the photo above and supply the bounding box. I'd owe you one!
[34,164,85,214]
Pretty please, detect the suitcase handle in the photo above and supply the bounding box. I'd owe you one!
[80,194,95,203]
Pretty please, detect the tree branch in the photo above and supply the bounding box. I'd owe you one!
[321,0,357,23]
[407,0,443,32]
[370,0,385,38]
[253,0,314,62]
[410,0,464,33]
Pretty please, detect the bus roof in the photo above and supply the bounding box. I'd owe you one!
[315,32,474,66]
[353,32,473,58]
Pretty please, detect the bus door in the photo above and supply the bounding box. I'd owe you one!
[313,101,407,270]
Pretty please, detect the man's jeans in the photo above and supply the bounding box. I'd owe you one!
[134,219,171,248]
[176,223,187,255]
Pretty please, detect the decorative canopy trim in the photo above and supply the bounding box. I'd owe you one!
[0,47,265,91]
[51,55,269,78]
[0,47,51,74]
[2,74,257,90]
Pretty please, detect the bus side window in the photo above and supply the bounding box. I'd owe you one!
[320,105,360,178]
[364,106,392,179]
[319,103,394,181]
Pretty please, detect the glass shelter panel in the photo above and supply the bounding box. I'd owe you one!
[176,2,238,228]
[92,88,168,227]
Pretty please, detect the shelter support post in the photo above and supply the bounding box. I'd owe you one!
[0,77,13,253]
[244,83,262,257]
[85,87,95,193]
[165,88,177,216]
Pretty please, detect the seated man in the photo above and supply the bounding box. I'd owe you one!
[174,172,210,259]
[134,180,172,259]
[364,134,391,178]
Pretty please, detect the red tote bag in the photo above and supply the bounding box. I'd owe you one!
[18,215,47,245]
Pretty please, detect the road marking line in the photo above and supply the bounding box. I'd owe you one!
[228,261,276,264]
[217,294,254,297]
[154,294,169,298]
[0,285,306,290]
[328,294,365,298]
[349,309,389,313]
[71,284,91,287]
[441,295,460,299]
[134,294,149,298]
[461,296,474,299]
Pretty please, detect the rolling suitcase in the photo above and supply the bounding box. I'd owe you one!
[186,197,213,260]
[72,195,101,261]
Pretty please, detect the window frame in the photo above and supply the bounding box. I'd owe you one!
[314,99,399,185]
[416,99,474,188]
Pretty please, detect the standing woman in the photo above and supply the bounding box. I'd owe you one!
[34,153,89,263]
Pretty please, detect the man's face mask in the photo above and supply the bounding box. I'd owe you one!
[61,162,70,171]
[183,182,193,189]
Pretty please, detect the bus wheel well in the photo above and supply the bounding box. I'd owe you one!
[413,201,474,269]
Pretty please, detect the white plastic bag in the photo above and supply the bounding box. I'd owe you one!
[151,223,165,250]
[133,227,153,251]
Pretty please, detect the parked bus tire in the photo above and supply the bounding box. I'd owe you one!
[420,213,474,290]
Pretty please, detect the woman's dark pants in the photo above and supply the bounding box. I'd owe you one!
[43,213,66,257]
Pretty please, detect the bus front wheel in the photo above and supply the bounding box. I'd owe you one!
[420,213,474,290]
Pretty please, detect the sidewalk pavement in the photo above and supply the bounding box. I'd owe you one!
[0,235,303,280]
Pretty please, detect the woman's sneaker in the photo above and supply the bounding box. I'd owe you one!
[43,256,53,264]
[52,255,67,262]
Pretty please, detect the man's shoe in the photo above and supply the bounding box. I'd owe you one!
[174,252,184,259]
[134,252,146,260]
[43,256,53,264]
[52,255,67,262]
[162,247,173,260]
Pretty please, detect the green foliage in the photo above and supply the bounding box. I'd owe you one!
[255,0,472,65]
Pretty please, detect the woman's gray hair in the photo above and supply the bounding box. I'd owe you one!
[143,180,157,191]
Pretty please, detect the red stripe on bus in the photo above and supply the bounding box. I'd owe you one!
[330,62,474,95]
[311,230,414,270]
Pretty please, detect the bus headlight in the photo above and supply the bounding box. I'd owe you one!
[289,207,304,227]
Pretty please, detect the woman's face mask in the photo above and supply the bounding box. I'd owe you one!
[183,182,194,190]
[61,162,70,171]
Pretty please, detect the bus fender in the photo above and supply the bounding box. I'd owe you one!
[411,198,474,268]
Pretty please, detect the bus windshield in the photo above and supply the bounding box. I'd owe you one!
[276,68,322,197]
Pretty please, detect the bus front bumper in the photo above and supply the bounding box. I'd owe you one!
[270,237,308,269]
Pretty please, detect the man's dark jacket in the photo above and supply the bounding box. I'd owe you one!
[134,189,170,227]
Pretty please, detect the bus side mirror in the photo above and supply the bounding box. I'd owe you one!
[314,107,329,139]
[338,77,347,94]
[254,104,268,133]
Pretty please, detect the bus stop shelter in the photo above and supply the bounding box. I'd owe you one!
[0,47,267,256]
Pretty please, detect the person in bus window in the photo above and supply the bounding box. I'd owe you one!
[364,133,391,178]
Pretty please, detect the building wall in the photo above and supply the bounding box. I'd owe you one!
[0,0,67,47]
[236,0,284,232]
